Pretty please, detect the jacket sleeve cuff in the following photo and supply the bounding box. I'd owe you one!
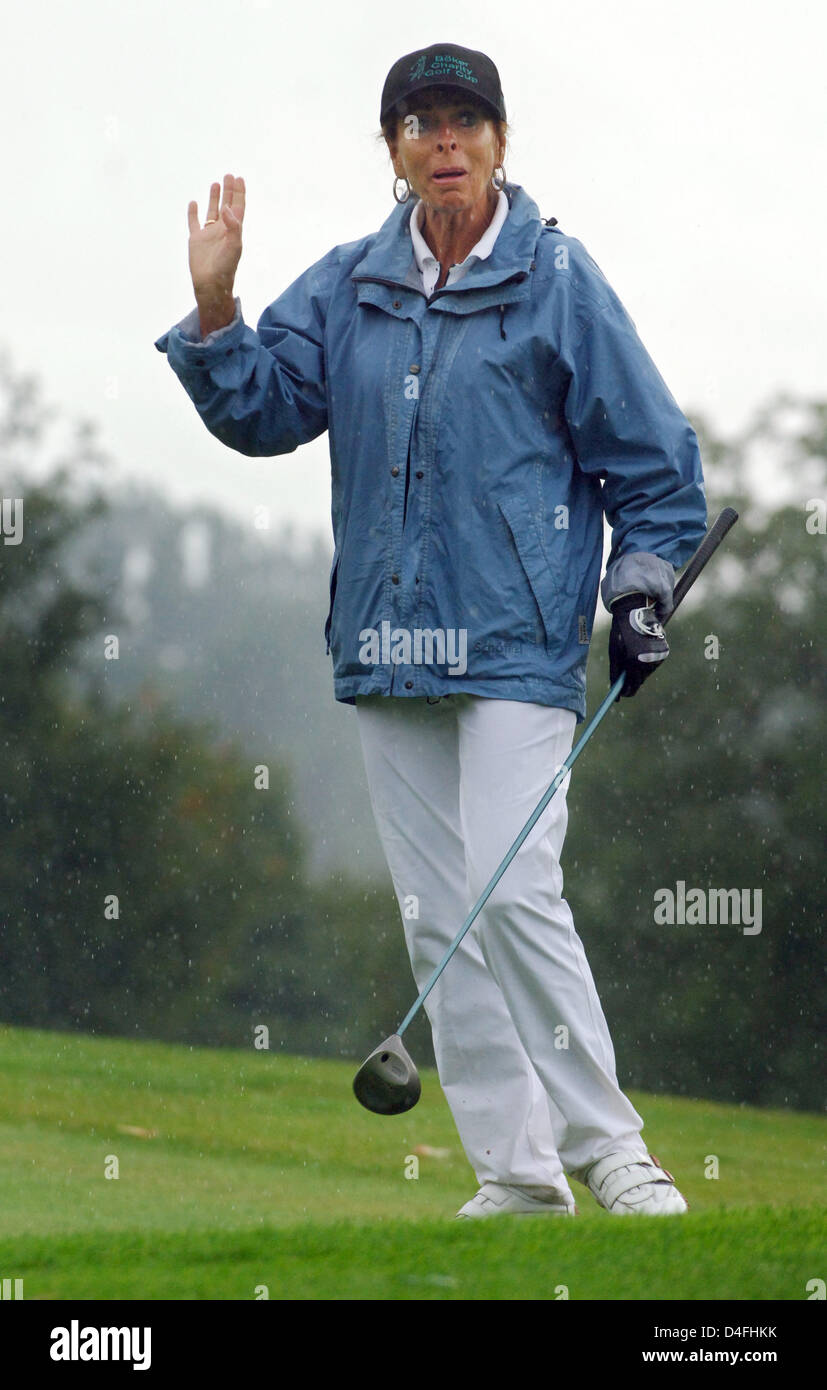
[601,552,675,618]
[154,298,243,354]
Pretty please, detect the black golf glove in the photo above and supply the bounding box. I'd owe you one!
[609,592,669,698]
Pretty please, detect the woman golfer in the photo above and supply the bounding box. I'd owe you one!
[156,43,706,1218]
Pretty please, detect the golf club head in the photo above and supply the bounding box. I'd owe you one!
[353,1034,421,1115]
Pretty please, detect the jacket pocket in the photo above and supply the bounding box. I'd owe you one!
[497,496,562,650]
[324,549,340,655]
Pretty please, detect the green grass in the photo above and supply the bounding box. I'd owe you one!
[0,1024,823,1300]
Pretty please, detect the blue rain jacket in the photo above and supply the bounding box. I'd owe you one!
[155,182,706,719]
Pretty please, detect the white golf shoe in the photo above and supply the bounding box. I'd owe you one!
[456,1182,577,1219]
[578,1149,688,1215]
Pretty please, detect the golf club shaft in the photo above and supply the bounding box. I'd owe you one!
[396,678,622,1035]
[396,506,739,1039]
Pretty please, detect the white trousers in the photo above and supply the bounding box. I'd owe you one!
[355,692,646,1198]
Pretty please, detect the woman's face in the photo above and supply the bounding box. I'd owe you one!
[386,88,504,217]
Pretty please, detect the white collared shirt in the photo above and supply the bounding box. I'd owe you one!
[410,189,509,297]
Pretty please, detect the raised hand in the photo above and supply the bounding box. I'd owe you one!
[187,174,246,333]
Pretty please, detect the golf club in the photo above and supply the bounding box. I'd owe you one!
[353,507,739,1114]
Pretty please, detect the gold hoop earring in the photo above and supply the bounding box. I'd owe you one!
[492,165,506,191]
[393,176,411,204]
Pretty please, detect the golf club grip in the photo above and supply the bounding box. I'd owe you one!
[665,506,739,625]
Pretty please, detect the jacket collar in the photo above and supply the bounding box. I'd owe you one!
[351,183,543,296]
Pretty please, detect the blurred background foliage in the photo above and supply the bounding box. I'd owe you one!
[0,352,823,1108]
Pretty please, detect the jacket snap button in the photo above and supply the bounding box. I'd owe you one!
[392,300,402,309]
[415,470,424,479]
[391,466,399,476]
[404,680,413,689]
[409,364,420,373]
[391,573,400,584]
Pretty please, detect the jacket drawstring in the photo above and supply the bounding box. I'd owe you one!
[498,219,555,340]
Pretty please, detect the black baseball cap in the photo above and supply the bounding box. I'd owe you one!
[380,43,506,126]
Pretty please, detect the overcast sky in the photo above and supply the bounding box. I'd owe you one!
[5,0,825,546]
